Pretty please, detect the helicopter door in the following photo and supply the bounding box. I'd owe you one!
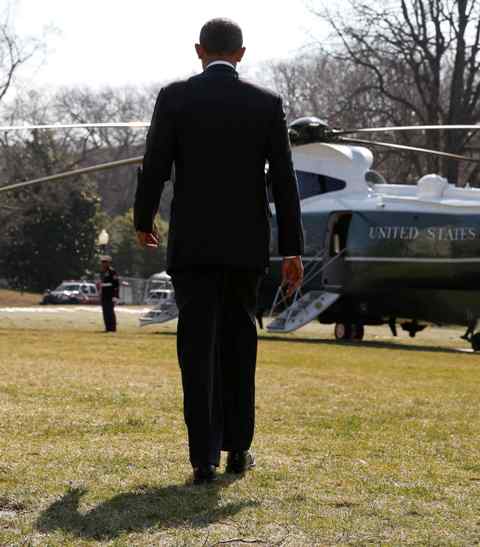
[322,212,352,289]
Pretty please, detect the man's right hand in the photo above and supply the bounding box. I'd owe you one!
[281,256,304,297]
[136,231,159,248]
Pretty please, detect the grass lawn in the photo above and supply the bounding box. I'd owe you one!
[1,314,480,545]
[0,289,41,307]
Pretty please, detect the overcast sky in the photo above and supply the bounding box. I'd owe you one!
[13,0,330,89]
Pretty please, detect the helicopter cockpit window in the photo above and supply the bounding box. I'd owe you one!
[365,170,387,186]
[295,171,346,200]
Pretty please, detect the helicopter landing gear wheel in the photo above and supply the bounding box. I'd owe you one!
[352,324,365,341]
[334,322,364,341]
[471,333,480,352]
[334,322,353,340]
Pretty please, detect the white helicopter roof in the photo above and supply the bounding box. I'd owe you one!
[149,271,171,280]
[293,142,373,185]
[293,142,480,213]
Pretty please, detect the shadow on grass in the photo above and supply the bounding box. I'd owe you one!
[37,475,255,540]
[145,330,473,355]
[257,335,473,355]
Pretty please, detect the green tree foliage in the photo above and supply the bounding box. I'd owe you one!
[0,85,166,289]
[106,209,168,278]
[1,85,157,217]
[0,184,99,291]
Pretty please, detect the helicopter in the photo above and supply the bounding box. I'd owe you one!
[263,117,480,351]
[3,118,480,350]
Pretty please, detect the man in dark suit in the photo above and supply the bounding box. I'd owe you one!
[135,18,304,484]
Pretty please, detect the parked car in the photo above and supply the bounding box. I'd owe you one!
[41,281,100,305]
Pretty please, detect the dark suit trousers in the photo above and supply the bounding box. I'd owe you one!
[171,269,261,467]
[102,299,116,332]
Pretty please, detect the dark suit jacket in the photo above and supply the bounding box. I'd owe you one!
[134,63,303,272]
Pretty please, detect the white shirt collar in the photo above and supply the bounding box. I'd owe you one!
[206,60,236,70]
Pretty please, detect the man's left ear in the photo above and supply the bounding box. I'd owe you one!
[195,43,205,60]
[235,47,246,63]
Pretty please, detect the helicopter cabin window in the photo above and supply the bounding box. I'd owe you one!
[267,170,345,202]
[295,171,345,200]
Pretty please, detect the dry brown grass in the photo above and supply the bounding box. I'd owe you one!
[0,289,41,307]
[0,312,479,545]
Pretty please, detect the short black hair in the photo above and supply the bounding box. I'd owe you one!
[199,18,243,55]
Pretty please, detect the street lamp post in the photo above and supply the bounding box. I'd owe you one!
[98,229,109,254]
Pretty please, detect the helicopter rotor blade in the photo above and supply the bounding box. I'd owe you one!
[335,124,480,136]
[0,122,150,132]
[0,155,143,193]
[337,137,480,162]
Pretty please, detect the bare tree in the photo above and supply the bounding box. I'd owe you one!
[262,52,419,182]
[0,84,167,216]
[0,1,46,103]
[0,0,49,223]
[262,52,388,127]
[53,85,152,214]
[313,0,480,184]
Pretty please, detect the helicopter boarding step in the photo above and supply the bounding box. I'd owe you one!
[139,300,179,327]
[266,291,340,333]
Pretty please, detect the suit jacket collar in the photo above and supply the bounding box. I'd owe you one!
[207,60,235,70]
[205,63,237,75]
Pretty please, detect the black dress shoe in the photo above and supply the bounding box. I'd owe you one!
[225,450,256,474]
[193,464,217,485]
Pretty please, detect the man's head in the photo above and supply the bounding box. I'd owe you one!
[100,255,112,272]
[195,18,245,68]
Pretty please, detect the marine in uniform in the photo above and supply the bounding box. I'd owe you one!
[100,256,119,332]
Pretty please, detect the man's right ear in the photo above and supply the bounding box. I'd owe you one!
[235,47,246,63]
